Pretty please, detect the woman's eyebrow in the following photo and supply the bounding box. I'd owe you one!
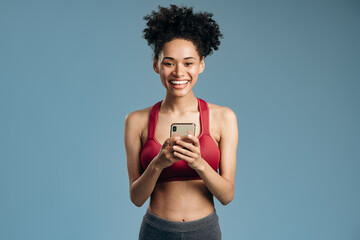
[162,57,196,61]
[162,57,174,60]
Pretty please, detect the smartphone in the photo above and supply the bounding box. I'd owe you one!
[170,123,196,137]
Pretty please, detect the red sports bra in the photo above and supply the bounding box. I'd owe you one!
[140,98,220,182]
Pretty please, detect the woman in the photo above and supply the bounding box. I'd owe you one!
[125,5,238,240]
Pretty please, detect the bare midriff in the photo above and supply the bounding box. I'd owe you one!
[148,179,214,222]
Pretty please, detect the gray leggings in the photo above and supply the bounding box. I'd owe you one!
[139,209,221,240]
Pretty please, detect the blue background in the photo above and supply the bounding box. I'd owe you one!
[1,0,359,239]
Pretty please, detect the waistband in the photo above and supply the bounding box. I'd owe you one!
[143,209,219,232]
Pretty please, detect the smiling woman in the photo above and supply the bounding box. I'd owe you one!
[124,5,238,240]
[154,39,205,96]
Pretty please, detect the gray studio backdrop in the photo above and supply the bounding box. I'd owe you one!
[1,0,359,239]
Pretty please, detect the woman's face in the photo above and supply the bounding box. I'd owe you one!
[153,39,205,98]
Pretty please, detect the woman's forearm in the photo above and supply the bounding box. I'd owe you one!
[130,158,162,207]
[196,160,234,205]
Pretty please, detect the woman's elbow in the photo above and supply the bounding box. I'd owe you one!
[130,192,145,207]
[220,193,234,206]
[219,185,234,205]
[131,198,144,207]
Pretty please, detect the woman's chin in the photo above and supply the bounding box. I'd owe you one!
[167,89,192,98]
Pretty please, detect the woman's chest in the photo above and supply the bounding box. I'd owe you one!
[155,112,202,145]
[141,111,220,147]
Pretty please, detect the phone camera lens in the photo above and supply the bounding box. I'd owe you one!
[172,126,177,132]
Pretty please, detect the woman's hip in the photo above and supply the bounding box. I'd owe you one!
[139,209,221,240]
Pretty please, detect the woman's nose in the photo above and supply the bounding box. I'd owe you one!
[173,65,185,77]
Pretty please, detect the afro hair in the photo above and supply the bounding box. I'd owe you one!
[143,5,223,60]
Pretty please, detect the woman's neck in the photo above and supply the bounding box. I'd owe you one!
[161,92,198,114]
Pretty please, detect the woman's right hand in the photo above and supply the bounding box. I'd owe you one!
[155,135,182,170]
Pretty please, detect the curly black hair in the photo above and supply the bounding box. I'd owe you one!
[143,5,223,60]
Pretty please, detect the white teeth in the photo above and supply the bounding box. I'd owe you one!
[170,80,189,85]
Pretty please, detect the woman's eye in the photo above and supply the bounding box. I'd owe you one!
[185,62,193,66]
[163,62,173,66]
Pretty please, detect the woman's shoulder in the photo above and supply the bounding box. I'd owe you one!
[206,101,237,122]
[126,106,151,120]
[206,101,238,140]
[125,105,153,122]
[124,106,152,131]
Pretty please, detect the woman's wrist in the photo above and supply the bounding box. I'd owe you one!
[152,155,166,172]
[192,158,206,172]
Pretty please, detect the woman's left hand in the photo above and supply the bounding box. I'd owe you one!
[172,131,205,171]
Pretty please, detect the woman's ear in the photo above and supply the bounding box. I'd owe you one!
[153,59,160,74]
[199,57,205,74]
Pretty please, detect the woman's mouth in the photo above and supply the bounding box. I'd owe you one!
[170,80,189,89]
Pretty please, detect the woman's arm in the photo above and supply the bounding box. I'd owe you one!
[125,111,158,207]
[125,111,182,207]
[172,107,238,205]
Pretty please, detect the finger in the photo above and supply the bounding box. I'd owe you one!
[186,133,200,147]
[170,135,181,143]
[170,156,182,162]
[178,135,199,148]
[166,151,182,161]
[173,151,194,162]
[175,140,197,152]
[173,145,197,158]
[163,138,170,146]
[163,138,175,148]
[181,133,199,146]
[164,136,181,148]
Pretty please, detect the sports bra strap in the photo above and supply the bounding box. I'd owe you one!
[198,98,210,135]
[147,101,162,139]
